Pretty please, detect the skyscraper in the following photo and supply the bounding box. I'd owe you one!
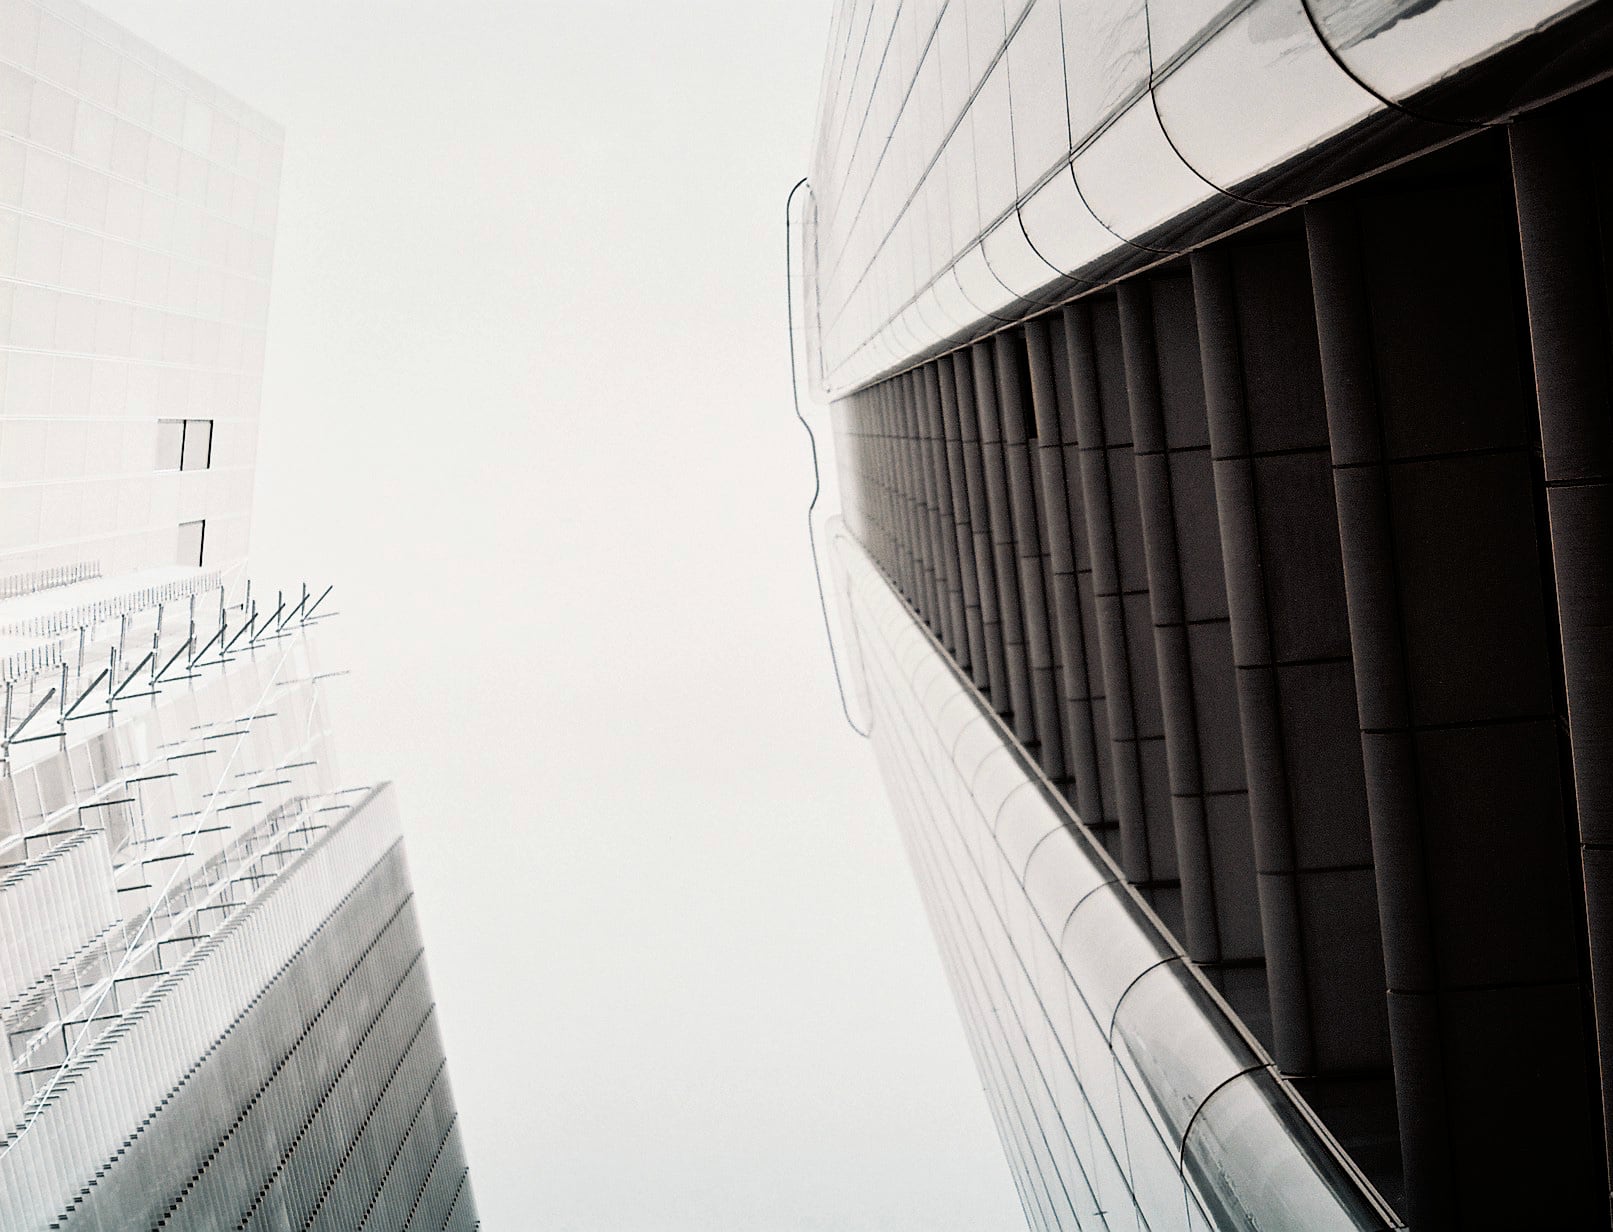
[0,1,477,1227]
[801,2,1613,1228]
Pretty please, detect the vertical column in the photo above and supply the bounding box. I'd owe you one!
[971,342,1034,741]
[1020,352,1070,785]
[1063,299,1179,927]
[1308,196,1450,1232]
[1511,103,1613,1197]
[1117,279,1219,967]
[937,356,990,691]
[919,363,968,669]
[894,379,923,620]
[954,351,1011,713]
[1308,156,1596,1230]
[993,332,1065,778]
[900,372,945,633]
[876,381,910,596]
[1119,275,1265,993]
[1193,234,1394,1191]
[1024,316,1116,850]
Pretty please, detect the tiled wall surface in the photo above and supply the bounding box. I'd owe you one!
[0,0,282,577]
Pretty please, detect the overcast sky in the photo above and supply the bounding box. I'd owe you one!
[86,3,1024,1229]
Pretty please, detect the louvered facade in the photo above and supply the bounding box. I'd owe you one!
[806,1,1613,1227]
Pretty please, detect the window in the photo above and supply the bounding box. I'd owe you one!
[181,419,212,471]
[156,419,185,470]
[156,419,215,471]
[176,519,205,567]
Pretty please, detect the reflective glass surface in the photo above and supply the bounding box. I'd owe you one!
[1309,0,1589,106]
[803,0,1595,394]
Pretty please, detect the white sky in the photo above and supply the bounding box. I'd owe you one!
[87,3,1025,1229]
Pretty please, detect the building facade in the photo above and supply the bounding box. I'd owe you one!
[0,2,478,1228]
[804,2,1613,1228]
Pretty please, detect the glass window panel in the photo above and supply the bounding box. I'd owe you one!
[1152,0,1376,196]
[1071,90,1219,242]
[1062,884,1174,1030]
[1183,1069,1391,1230]
[1110,957,1259,1147]
[970,62,1016,224]
[1059,0,1150,145]
[1146,0,1249,71]
[1113,1062,1195,1231]
[1007,0,1071,190]
[180,418,211,471]
[1308,0,1585,106]
[154,418,183,470]
[176,519,204,568]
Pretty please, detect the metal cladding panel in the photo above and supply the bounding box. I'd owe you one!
[832,525,1397,1231]
[0,783,478,1231]
[803,0,1605,397]
[0,829,117,1010]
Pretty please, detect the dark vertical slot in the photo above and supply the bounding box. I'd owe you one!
[1512,94,1613,1206]
[915,368,952,644]
[1063,299,1181,932]
[993,331,1066,778]
[909,369,949,647]
[1025,316,1108,828]
[971,341,1034,739]
[898,375,930,618]
[886,379,911,603]
[888,379,911,601]
[938,356,991,691]
[857,392,877,558]
[920,363,969,668]
[954,350,1010,713]
[871,383,901,593]
[1121,272,1268,1036]
[902,371,943,633]
[1050,325,1125,862]
[1308,137,1597,1230]
[1118,277,1223,972]
[853,389,878,577]
[877,382,899,587]
[1194,233,1397,1203]
[863,386,888,577]
[1020,363,1066,771]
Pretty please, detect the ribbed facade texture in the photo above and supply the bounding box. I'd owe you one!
[0,2,478,1228]
[806,1,1613,1228]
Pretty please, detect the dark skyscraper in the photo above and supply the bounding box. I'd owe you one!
[802,2,1613,1227]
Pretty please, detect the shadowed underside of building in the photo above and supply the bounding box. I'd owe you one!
[806,1,1613,1228]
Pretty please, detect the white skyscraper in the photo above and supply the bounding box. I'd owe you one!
[0,3,478,1227]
